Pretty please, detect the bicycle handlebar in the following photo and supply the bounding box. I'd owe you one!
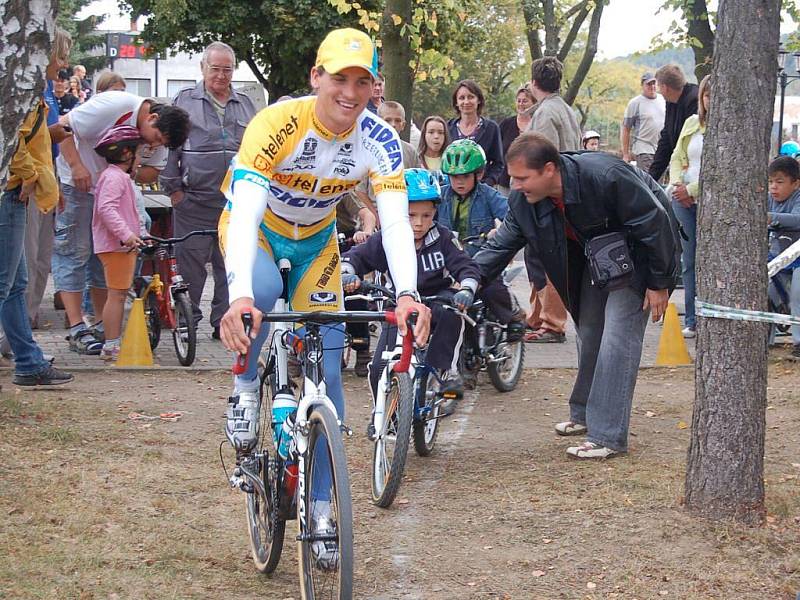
[231,309,416,374]
[142,229,218,246]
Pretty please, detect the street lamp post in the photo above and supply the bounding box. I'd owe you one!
[777,46,800,148]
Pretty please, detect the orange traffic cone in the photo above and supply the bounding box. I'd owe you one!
[116,298,153,367]
[655,302,692,366]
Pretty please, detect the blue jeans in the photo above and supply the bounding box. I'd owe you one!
[671,200,697,328]
[569,271,650,452]
[0,189,48,375]
[51,184,105,293]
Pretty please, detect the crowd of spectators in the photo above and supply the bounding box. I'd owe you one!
[6,27,791,459]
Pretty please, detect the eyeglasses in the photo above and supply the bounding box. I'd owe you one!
[208,65,234,76]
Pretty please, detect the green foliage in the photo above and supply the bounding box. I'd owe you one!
[570,58,642,150]
[122,0,382,98]
[412,0,529,123]
[57,0,108,73]
[653,1,800,53]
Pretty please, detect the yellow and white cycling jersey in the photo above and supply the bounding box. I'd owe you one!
[222,95,406,239]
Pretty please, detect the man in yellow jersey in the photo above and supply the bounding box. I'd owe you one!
[217,28,430,569]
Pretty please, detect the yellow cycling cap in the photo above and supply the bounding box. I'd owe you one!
[315,28,379,79]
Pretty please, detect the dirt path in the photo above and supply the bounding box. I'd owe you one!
[1,366,798,599]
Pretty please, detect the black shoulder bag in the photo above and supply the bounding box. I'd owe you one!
[564,214,635,291]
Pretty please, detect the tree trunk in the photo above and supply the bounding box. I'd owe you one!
[520,0,543,61]
[562,1,604,106]
[244,52,273,101]
[685,0,780,525]
[381,0,413,141]
[684,0,715,81]
[0,0,56,186]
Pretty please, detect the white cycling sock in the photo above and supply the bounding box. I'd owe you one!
[234,376,259,394]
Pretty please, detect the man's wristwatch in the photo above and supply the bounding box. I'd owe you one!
[396,290,421,303]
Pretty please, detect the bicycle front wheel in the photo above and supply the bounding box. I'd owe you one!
[298,405,353,600]
[172,292,197,366]
[412,370,442,457]
[487,337,525,392]
[371,371,413,507]
[143,291,161,350]
[245,451,286,573]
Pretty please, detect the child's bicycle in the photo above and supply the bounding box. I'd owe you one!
[348,282,465,507]
[768,229,800,339]
[134,229,217,366]
[225,259,413,599]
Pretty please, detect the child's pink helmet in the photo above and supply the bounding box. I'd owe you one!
[94,125,143,162]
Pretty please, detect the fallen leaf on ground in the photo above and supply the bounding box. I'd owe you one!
[677,421,688,429]
[532,570,545,577]
[645,411,656,418]
[587,581,597,589]
[159,412,183,421]
[128,412,158,421]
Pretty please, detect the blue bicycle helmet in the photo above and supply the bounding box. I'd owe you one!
[404,168,441,203]
[780,140,800,158]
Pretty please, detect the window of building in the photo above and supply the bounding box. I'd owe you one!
[167,79,197,97]
[126,78,152,97]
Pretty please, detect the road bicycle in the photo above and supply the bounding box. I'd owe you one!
[134,229,217,366]
[226,259,412,599]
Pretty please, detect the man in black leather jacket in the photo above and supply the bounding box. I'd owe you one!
[473,132,680,459]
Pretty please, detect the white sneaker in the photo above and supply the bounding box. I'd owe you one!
[566,441,619,459]
[682,326,696,338]
[225,390,261,452]
[310,500,339,572]
[554,421,587,436]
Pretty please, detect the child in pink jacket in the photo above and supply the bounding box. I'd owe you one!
[92,125,145,360]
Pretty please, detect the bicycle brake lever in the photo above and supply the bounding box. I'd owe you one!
[232,312,253,375]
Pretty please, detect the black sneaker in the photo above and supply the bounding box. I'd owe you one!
[439,373,464,416]
[68,329,103,355]
[13,365,74,387]
[212,326,221,340]
[506,320,526,343]
[792,344,800,359]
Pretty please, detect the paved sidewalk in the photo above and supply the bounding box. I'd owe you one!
[4,260,695,371]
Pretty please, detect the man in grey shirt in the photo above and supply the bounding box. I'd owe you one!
[160,41,257,339]
[523,56,581,343]
[621,72,666,174]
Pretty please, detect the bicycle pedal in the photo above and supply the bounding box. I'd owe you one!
[366,423,377,441]
[340,423,353,437]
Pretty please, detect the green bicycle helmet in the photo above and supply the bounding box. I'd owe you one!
[441,139,487,175]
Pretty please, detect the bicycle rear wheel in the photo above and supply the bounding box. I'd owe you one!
[412,370,442,457]
[370,371,413,507]
[172,292,197,366]
[298,405,353,600]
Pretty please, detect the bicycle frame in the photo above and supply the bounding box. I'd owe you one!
[140,230,216,329]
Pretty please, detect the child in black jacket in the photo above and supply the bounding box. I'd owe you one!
[341,168,480,406]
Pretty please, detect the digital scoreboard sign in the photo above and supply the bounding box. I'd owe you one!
[106,33,154,59]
